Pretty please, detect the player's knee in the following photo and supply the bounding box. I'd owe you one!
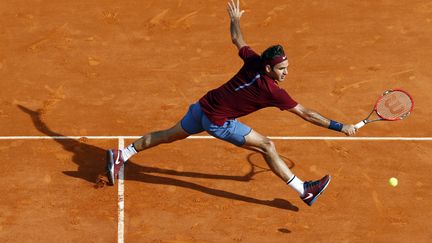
[142,134,153,147]
[260,138,276,154]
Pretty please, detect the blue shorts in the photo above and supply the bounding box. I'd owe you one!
[180,102,252,146]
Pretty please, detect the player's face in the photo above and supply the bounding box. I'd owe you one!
[269,60,289,82]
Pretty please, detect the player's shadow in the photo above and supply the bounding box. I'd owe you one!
[18,105,298,212]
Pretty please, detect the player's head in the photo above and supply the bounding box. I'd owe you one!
[261,45,289,82]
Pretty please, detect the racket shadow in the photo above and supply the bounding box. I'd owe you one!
[17,105,299,211]
[245,152,296,179]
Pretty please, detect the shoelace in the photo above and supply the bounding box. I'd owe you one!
[305,180,320,190]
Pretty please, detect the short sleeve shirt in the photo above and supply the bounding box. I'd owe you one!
[199,46,298,126]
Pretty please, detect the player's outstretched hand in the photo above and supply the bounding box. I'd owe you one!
[227,0,245,21]
[342,124,357,136]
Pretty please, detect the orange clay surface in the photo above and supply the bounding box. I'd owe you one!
[1,0,432,242]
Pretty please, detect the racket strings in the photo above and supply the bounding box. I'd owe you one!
[376,91,413,120]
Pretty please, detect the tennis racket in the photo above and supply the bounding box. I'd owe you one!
[354,89,414,129]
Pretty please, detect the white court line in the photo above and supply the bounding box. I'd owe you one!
[117,138,125,243]
[0,135,431,141]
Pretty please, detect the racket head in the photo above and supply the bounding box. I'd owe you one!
[374,89,414,121]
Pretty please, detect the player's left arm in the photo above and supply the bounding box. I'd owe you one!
[288,104,357,136]
[227,0,247,50]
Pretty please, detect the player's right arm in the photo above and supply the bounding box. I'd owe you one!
[289,103,357,136]
[227,0,247,50]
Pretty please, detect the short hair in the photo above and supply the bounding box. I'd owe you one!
[261,45,286,66]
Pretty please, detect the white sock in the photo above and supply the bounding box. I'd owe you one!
[121,144,138,161]
[287,175,305,196]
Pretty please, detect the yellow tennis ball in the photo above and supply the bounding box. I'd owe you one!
[389,177,398,187]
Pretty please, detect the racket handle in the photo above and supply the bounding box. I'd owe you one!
[354,121,366,129]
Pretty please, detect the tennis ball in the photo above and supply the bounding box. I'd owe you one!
[389,177,398,187]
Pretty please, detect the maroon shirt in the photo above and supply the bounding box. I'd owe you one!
[199,46,298,126]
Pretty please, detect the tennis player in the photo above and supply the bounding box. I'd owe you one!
[107,0,357,206]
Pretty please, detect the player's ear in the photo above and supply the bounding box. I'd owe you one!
[265,64,272,73]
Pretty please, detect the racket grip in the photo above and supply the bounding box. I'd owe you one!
[354,121,366,129]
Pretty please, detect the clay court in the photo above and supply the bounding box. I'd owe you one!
[1,0,432,242]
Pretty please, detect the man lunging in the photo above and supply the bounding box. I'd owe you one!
[106,0,357,206]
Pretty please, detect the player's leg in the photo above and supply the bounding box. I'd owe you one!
[106,103,204,185]
[106,121,190,185]
[242,130,294,182]
[242,129,331,206]
[202,119,302,191]
[202,114,331,206]
[202,118,294,182]
[132,121,190,151]
[126,102,204,158]
[201,117,293,181]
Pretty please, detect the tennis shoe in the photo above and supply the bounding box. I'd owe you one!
[301,175,331,206]
[106,149,124,185]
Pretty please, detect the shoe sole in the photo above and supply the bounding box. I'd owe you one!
[106,150,115,186]
[308,175,331,206]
